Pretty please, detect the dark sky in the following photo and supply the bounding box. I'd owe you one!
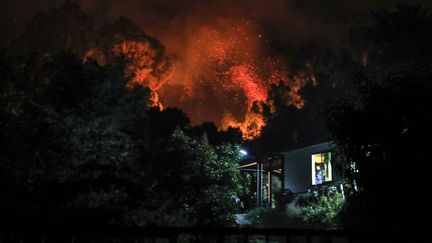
[2,0,432,49]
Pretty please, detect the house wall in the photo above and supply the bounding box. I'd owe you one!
[282,142,343,194]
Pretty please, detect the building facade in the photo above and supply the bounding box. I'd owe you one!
[281,142,343,194]
[239,141,344,207]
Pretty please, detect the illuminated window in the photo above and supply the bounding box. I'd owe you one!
[311,152,332,185]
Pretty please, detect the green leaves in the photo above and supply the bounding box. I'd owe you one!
[1,31,244,229]
[143,129,243,226]
[299,189,344,226]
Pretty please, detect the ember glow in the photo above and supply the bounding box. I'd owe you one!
[86,19,309,139]
[155,20,307,139]
[85,38,171,108]
[111,40,170,108]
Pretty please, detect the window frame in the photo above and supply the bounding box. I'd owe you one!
[311,151,333,185]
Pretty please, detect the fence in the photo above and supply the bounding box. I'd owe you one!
[0,226,377,243]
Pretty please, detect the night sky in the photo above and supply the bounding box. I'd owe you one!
[2,0,432,48]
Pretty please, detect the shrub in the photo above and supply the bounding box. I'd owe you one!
[297,186,345,227]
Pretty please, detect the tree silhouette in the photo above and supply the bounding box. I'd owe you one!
[327,4,432,231]
[0,51,243,230]
[11,1,96,56]
[186,122,243,146]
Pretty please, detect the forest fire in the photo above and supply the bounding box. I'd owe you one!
[4,0,431,235]
[84,19,308,140]
[85,37,171,109]
[111,40,170,108]
[162,21,308,139]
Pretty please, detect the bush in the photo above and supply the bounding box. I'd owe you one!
[296,186,345,227]
[244,207,306,229]
[243,186,345,229]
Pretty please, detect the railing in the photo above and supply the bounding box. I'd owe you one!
[0,226,374,243]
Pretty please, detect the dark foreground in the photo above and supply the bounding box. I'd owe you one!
[1,225,428,243]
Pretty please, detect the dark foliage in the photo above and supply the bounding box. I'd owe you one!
[186,122,243,146]
[0,51,243,230]
[327,4,432,232]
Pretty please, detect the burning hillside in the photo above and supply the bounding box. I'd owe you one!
[87,19,310,139]
[14,2,313,140]
[156,20,298,139]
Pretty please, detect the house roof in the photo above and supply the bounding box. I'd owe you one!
[238,141,335,172]
[278,141,335,155]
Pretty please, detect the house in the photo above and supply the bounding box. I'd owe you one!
[239,141,344,207]
[281,141,343,194]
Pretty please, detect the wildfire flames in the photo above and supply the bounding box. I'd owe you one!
[111,40,170,108]
[86,20,309,140]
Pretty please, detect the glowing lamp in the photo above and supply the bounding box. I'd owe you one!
[239,149,248,156]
